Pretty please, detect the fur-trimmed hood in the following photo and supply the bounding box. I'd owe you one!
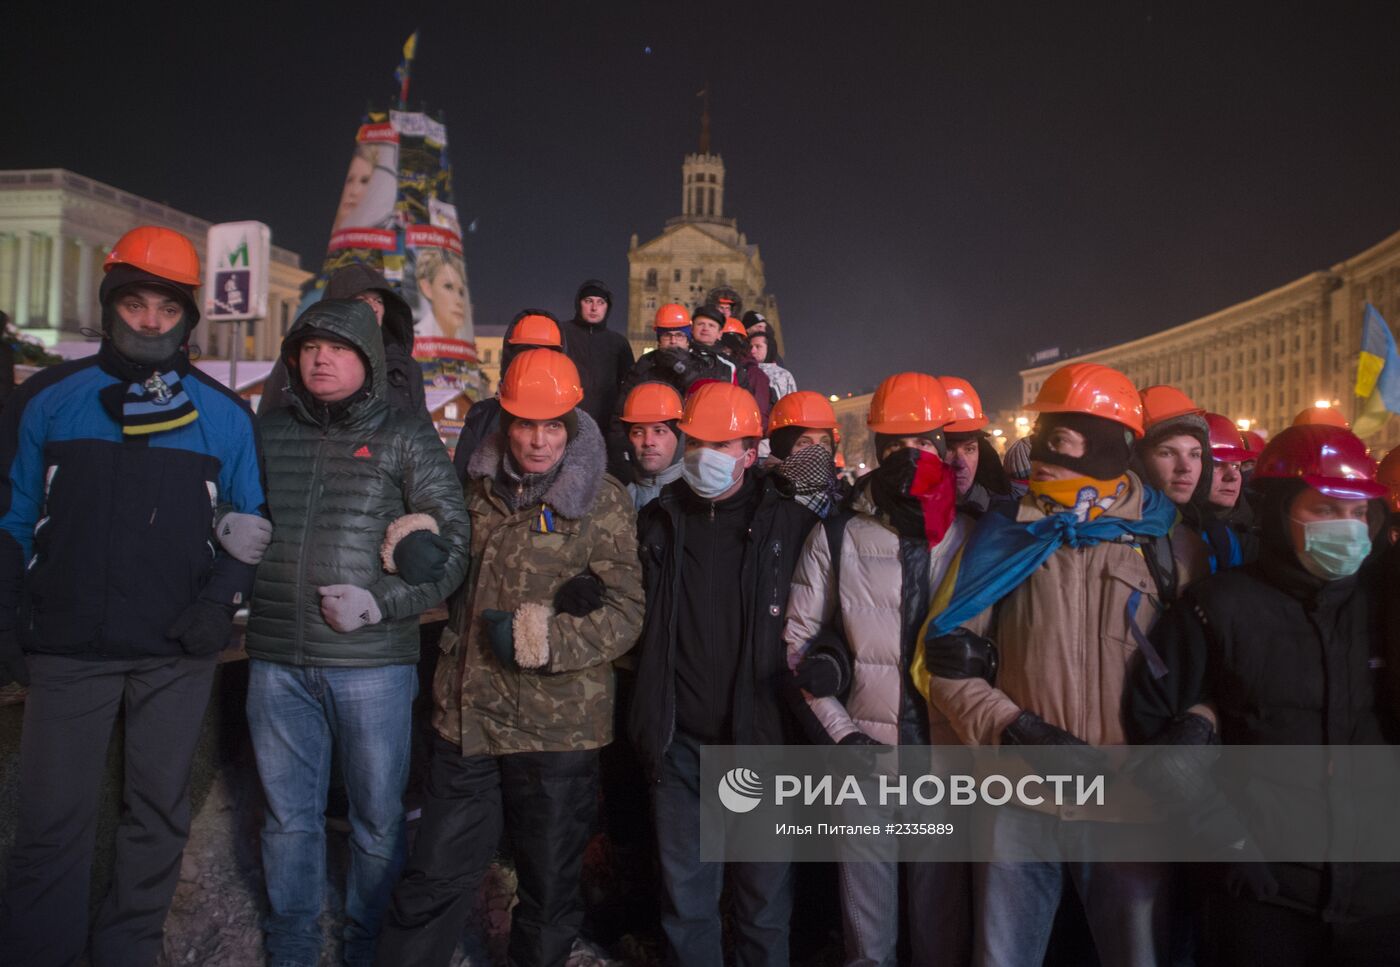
[467,407,608,519]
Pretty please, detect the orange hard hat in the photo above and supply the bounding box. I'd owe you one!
[621,381,684,424]
[1139,385,1204,431]
[938,376,988,433]
[679,382,763,442]
[834,452,847,470]
[722,316,747,337]
[1026,363,1144,437]
[654,303,691,330]
[498,348,584,420]
[769,391,838,432]
[1378,447,1400,513]
[104,225,202,287]
[507,313,563,347]
[867,372,953,435]
[1292,405,1350,429]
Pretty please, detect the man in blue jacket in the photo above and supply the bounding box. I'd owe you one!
[0,226,267,967]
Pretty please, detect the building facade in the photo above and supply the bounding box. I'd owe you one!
[1019,228,1400,449]
[0,169,312,361]
[625,151,782,360]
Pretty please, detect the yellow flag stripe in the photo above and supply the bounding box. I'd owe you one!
[910,546,965,702]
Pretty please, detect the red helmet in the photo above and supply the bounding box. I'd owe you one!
[1252,424,1387,500]
[1377,447,1400,514]
[1203,413,1251,464]
[1241,430,1267,459]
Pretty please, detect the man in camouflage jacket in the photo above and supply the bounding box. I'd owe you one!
[379,349,644,967]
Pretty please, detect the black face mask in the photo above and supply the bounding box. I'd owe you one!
[1028,412,1132,480]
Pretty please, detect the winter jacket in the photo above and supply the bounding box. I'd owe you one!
[759,361,797,401]
[562,280,634,431]
[0,342,265,658]
[431,410,645,756]
[246,301,470,667]
[735,355,772,426]
[1128,550,1400,921]
[926,474,1208,751]
[629,472,819,781]
[785,487,971,746]
[628,459,684,511]
[258,263,428,419]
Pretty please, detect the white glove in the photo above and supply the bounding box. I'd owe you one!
[214,510,273,565]
[318,585,383,633]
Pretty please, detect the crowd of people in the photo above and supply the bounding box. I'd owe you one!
[0,224,1397,967]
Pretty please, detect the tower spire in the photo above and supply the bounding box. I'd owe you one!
[697,83,711,155]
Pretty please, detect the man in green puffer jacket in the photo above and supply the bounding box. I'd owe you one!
[245,298,470,967]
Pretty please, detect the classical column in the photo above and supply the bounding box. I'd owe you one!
[46,232,65,328]
[75,238,96,329]
[14,232,32,326]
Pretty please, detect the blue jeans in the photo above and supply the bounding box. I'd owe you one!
[651,731,792,967]
[972,806,1171,967]
[247,660,418,967]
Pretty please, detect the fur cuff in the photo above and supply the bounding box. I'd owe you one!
[380,514,441,573]
[513,602,553,670]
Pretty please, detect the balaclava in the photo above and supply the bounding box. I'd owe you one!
[1028,412,1132,480]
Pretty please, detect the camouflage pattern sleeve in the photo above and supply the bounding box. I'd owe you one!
[544,477,645,674]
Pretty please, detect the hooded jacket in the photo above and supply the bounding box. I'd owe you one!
[257,263,428,419]
[246,300,470,667]
[431,410,645,755]
[562,279,635,431]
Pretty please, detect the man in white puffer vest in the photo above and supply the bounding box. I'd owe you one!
[784,371,974,967]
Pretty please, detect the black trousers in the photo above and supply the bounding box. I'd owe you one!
[376,736,599,967]
[0,653,217,967]
[1202,887,1400,967]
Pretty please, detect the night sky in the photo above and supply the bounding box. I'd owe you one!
[5,1,1398,409]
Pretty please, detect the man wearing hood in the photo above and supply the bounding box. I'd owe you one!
[380,349,643,967]
[914,363,1207,967]
[0,227,267,966]
[940,376,1014,520]
[784,373,973,966]
[743,311,797,402]
[452,310,567,483]
[1128,425,1400,964]
[1135,386,1247,573]
[258,263,427,418]
[245,298,470,967]
[620,381,686,510]
[562,278,634,430]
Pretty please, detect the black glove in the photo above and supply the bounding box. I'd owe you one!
[0,628,29,687]
[553,571,605,617]
[924,628,999,684]
[1125,712,1219,808]
[839,730,884,746]
[394,531,453,585]
[793,651,844,698]
[1002,710,1106,773]
[481,609,515,668]
[167,601,236,657]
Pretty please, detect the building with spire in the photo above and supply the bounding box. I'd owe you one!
[625,92,783,359]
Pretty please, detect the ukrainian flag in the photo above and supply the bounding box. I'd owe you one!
[1353,304,1400,437]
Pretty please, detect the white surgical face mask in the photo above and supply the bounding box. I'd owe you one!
[683,447,741,498]
[1292,517,1372,580]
